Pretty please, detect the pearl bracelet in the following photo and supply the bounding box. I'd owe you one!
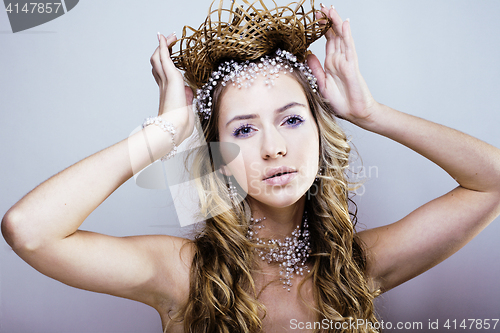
[142,116,178,161]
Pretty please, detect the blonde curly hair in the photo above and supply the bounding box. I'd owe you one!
[165,1,380,331]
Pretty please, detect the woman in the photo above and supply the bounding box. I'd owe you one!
[2,1,500,332]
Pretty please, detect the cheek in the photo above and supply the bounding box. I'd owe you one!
[298,124,320,175]
[294,121,319,150]
[224,147,265,195]
[222,148,249,193]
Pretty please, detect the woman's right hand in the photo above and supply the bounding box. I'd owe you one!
[150,32,195,144]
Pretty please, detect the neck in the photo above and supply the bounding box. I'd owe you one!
[247,195,306,240]
[246,195,311,290]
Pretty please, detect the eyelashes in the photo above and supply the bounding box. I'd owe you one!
[232,124,254,137]
[282,114,305,127]
[232,114,305,138]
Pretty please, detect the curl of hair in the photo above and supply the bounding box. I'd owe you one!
[167,58,380,332]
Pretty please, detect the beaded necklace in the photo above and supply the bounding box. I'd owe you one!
[247,211,311,291]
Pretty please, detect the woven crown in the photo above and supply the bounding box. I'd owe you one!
[171,0,332,89]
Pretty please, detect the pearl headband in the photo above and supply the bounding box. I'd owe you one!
[194,49,319,120]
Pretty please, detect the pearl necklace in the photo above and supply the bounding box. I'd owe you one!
[247,211,311,292]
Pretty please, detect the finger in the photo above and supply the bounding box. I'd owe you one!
[326,5,344,38]
[316,7,336,40]
[325,34,336,58]
[163,32,177,49]
[306,53,326,92]
[343,19,357,62]
[318,8,336,54]
[158,32,180,79]
[150,45,159,64]
[152,68,160,85]
[150,44,166,83]
[325,23,336,40]
[335,35,342,55]
[150,46,161,81]
[317,12,335,45]
[316,5,328,25]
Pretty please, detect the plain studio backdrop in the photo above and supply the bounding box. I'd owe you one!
[1,1,499,332]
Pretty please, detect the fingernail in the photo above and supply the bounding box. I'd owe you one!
[346,17,350,22]
[331,5,335,9]
[320,3,325,8]
[157,32,161,42]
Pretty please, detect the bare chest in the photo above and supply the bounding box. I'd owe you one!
[160,274,318,333]
[257,276,317,333]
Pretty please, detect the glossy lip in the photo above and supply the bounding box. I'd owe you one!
[262,166,297,186]
[263,172,297,186]
[263,166,297,180]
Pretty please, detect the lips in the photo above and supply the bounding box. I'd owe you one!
[263,172,297,186]
[262,166,298,186]
[263,166,297,180]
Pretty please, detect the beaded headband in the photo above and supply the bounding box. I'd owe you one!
[194,49,318,119]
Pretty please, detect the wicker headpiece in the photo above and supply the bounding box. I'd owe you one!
[171,0,332,89]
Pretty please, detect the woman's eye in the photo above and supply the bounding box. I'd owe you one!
[283,115,305,127]
[233,124,255,138]
[232,116,304,138]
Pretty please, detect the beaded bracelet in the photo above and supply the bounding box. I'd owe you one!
[142,116,178,161]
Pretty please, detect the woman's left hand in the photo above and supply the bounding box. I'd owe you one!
[307,5,378,125]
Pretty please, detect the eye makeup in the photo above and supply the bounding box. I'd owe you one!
[231,114,306,138]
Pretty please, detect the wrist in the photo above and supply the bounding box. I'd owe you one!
[159,107,192,145]
[349,101,386,131]
[143,116,178,161]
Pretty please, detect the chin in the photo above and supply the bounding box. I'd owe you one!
[249,195,300,209]
[249,185,313,208]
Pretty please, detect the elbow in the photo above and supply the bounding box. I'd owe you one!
[2,208,18,248]
[2,208,42,252]
[486,190,500,224]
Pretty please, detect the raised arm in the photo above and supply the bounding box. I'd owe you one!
[307,6,500,292]
[1,33,194,309]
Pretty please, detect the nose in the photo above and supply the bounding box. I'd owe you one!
[261,126,287,159]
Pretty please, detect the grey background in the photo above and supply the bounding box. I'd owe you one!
[5,1,65,33]
[1,0,499,332]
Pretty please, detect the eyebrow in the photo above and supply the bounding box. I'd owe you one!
[225,102,307,127]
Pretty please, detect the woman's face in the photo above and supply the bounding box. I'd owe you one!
[217,73,320,208]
